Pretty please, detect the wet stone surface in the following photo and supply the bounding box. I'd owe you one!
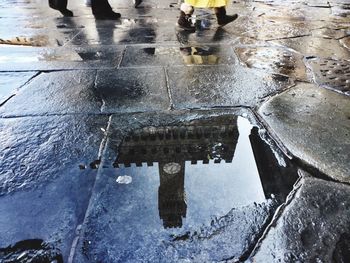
[0,115,108,261]
[0,70,100,116]
[258,82,350,183]
[95,68,170,113]
[235,46,307,81]
[75,113,299,262]
[0,72,37,105]
[269,36,350,59]
[307,57,350,95]
[0,45,124,71]
[167,65,293,109]
[120,44,236,67]
[253,173,350,263]
[0,239,63,263]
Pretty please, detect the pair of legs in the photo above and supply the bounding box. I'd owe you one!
[177,3,238,31]
[49,0,143,19]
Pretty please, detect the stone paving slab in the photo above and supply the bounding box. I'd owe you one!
[0,45,124,71]
[0,72,37,105]
[72,110,298,263]
[120,44,237,68]
[269,36,350,59]
[235,46,307,81]
[306,57,350,95]
[95,68,170,113]
[0,70,101,117]
[252,173,350,263]
[258,82,350,183]
[167,65,293,109]
[0,115,108,260]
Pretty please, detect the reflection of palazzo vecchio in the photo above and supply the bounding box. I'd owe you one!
[114,116,239,228]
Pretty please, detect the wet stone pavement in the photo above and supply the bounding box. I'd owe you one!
[0,0,349,262]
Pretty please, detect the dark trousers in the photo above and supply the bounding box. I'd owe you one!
[49,0,113,13]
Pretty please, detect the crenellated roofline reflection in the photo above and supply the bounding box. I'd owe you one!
[113,116,298,229]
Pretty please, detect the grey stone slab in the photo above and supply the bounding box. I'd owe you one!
[235,46,307,81]
[167,65,294,109]
[307,57,350,95]
[95,68,170,113]
[0,70,101,116]
[0,115,108,260]
[73,111,299,263]
[0,72,37,105]
[270,36,350,59]
[0,46,123,71]
[252,174,350,263]
[258,82,350,183]
[340,36,350,50]
[120,44,237,67]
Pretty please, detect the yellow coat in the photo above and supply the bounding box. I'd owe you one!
[184,0,228,8]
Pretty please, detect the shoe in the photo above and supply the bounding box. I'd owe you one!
[59,8,74,17]
[214,7,238,27]
[177,11,195,32]
[133,0,142,8]
[93,10,121,20]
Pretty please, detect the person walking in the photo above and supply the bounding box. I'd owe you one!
[177,0,238,31]
[49,0,121,20]
[133,0,142,8]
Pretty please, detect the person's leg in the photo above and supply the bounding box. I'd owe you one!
[48,0,73,17]
[133,0,142,8]
[91,0,121,20]
[214,6,237,26]
[177,3,195,31]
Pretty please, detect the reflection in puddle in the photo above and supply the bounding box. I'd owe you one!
[114,116,298,230]
[0,239,63,263]
[180,46,219,65]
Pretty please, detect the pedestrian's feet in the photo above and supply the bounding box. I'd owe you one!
[94,10,121,20]
[217,14,238,27]
[177,11,195,32]
[59,8,74,17]
[133,0,142,8]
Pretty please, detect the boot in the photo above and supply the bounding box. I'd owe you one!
[177,11,195,31]
[91,0,121,20]
[48,0,73,17]
[133,0,142,8]
[214,7,238,27]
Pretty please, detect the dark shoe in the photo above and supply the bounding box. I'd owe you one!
[177,11,195,32]
[94,10,121,20]
[215,7,238,27]
[133,0,142,8]
[59,8,74,17]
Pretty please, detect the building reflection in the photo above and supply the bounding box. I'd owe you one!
[114,116,298,229]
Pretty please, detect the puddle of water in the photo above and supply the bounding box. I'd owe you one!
[112,115,298,230]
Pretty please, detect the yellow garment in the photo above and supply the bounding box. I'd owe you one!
[184,0,228,8]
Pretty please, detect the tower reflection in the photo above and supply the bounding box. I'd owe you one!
[114,116,298,229]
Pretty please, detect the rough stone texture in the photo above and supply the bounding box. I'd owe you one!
[0,115,108,260]
[269,36,350,59]
[120,44,236,67]
[0,72,37,105]
[95,68,170,113]
[0,45,124,71]
[307,57,350,95]
[258,83,350,183]
[252,175,350,263]
[168,65,293,109]
[72,110,297,263]
[0,70,100,116]
[235,46,307,81]
[0,115,107,194]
